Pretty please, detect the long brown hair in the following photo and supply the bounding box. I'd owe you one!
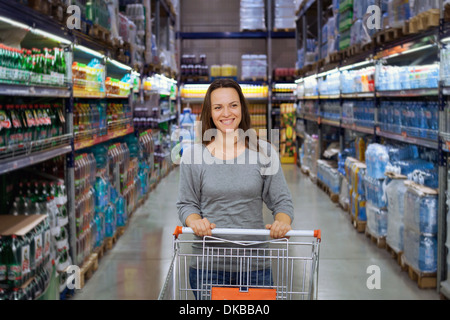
[200,79,253,147]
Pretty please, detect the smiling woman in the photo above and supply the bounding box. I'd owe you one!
[176,78,295,299]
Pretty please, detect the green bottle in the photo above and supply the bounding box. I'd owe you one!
[7,235,22,287]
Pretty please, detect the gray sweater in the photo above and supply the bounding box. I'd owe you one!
[176,141,294,272]
[176,141,294,236]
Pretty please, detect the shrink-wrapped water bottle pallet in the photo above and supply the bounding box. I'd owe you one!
[364,227,386,249]
[400,255,437,289]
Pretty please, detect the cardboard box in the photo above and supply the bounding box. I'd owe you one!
[0,215,47,236]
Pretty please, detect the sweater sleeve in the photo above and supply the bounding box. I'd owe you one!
[261,143,294,223]
[176,145,202,226]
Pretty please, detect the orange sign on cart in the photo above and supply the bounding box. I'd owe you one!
[211,287,277,300]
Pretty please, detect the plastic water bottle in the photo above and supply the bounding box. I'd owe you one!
[419,194,438,234]
[180,108,195,142]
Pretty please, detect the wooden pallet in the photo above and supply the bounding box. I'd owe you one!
[50,1,67,23]
[94,242,106,261]
[105,231,118,251]
[89,24,111,44]
[28,0,52,16]
[79,253,99,289]
[326,51,342,64]
[273,28,295,33]
[351,215,366,233]
[445,3,450,22]
[317,180,339,203]
[409,9,440,34]
[242,76,268,82]
[273,75,295,82]
[344,44,362,58]
[374,28,404,45]
[386,243,403,267]
[365,227,386,249]
[117,226,127,237]
[401,255,437,289]
[300,166,310,176]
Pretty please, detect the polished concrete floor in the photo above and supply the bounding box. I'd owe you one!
[73,164,440,300]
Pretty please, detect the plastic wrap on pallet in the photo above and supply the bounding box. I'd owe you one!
[240,0,266,31]
[364,175,387,209]
[339,175,350,209]
[386,178,407,252]
[366,202,388,237]
[317,160,342,194]
[241,54,267,80]
[403,182,438,235]
[387,217,404,253]
[403,227,437,273]
[365,144,389,180]
[409,0,440,18]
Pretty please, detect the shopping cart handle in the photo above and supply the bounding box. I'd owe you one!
[173,226,321,241]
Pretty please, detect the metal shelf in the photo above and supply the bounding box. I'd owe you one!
[341,92,375,99]
[377,129,438,149]
[376,88,439,97]
[0,137,72,175]
[74,126,134,151]
[0,83,70,98]
[341,122,375,135]
[321,118,340,128]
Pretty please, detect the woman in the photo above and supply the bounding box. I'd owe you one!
[176,78,294,299]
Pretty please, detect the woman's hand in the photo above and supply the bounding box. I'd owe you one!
[186,214,216,237]
[265,213,292,239]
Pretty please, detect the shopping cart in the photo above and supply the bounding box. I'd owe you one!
[158,226,321,300]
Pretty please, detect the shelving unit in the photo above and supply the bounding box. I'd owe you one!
[294,0,450,297]
[0,0,179,300]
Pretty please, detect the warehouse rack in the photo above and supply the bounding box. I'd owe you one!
[0,0,178,299]
[294,0,450,297]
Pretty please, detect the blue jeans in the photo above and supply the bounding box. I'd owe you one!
[189,267,273,300]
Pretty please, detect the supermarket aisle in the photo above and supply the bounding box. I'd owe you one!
[73,164,440,300]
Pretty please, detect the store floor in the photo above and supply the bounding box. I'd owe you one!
[73,164,440,300]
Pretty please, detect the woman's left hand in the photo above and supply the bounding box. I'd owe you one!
[265,220,292,239]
